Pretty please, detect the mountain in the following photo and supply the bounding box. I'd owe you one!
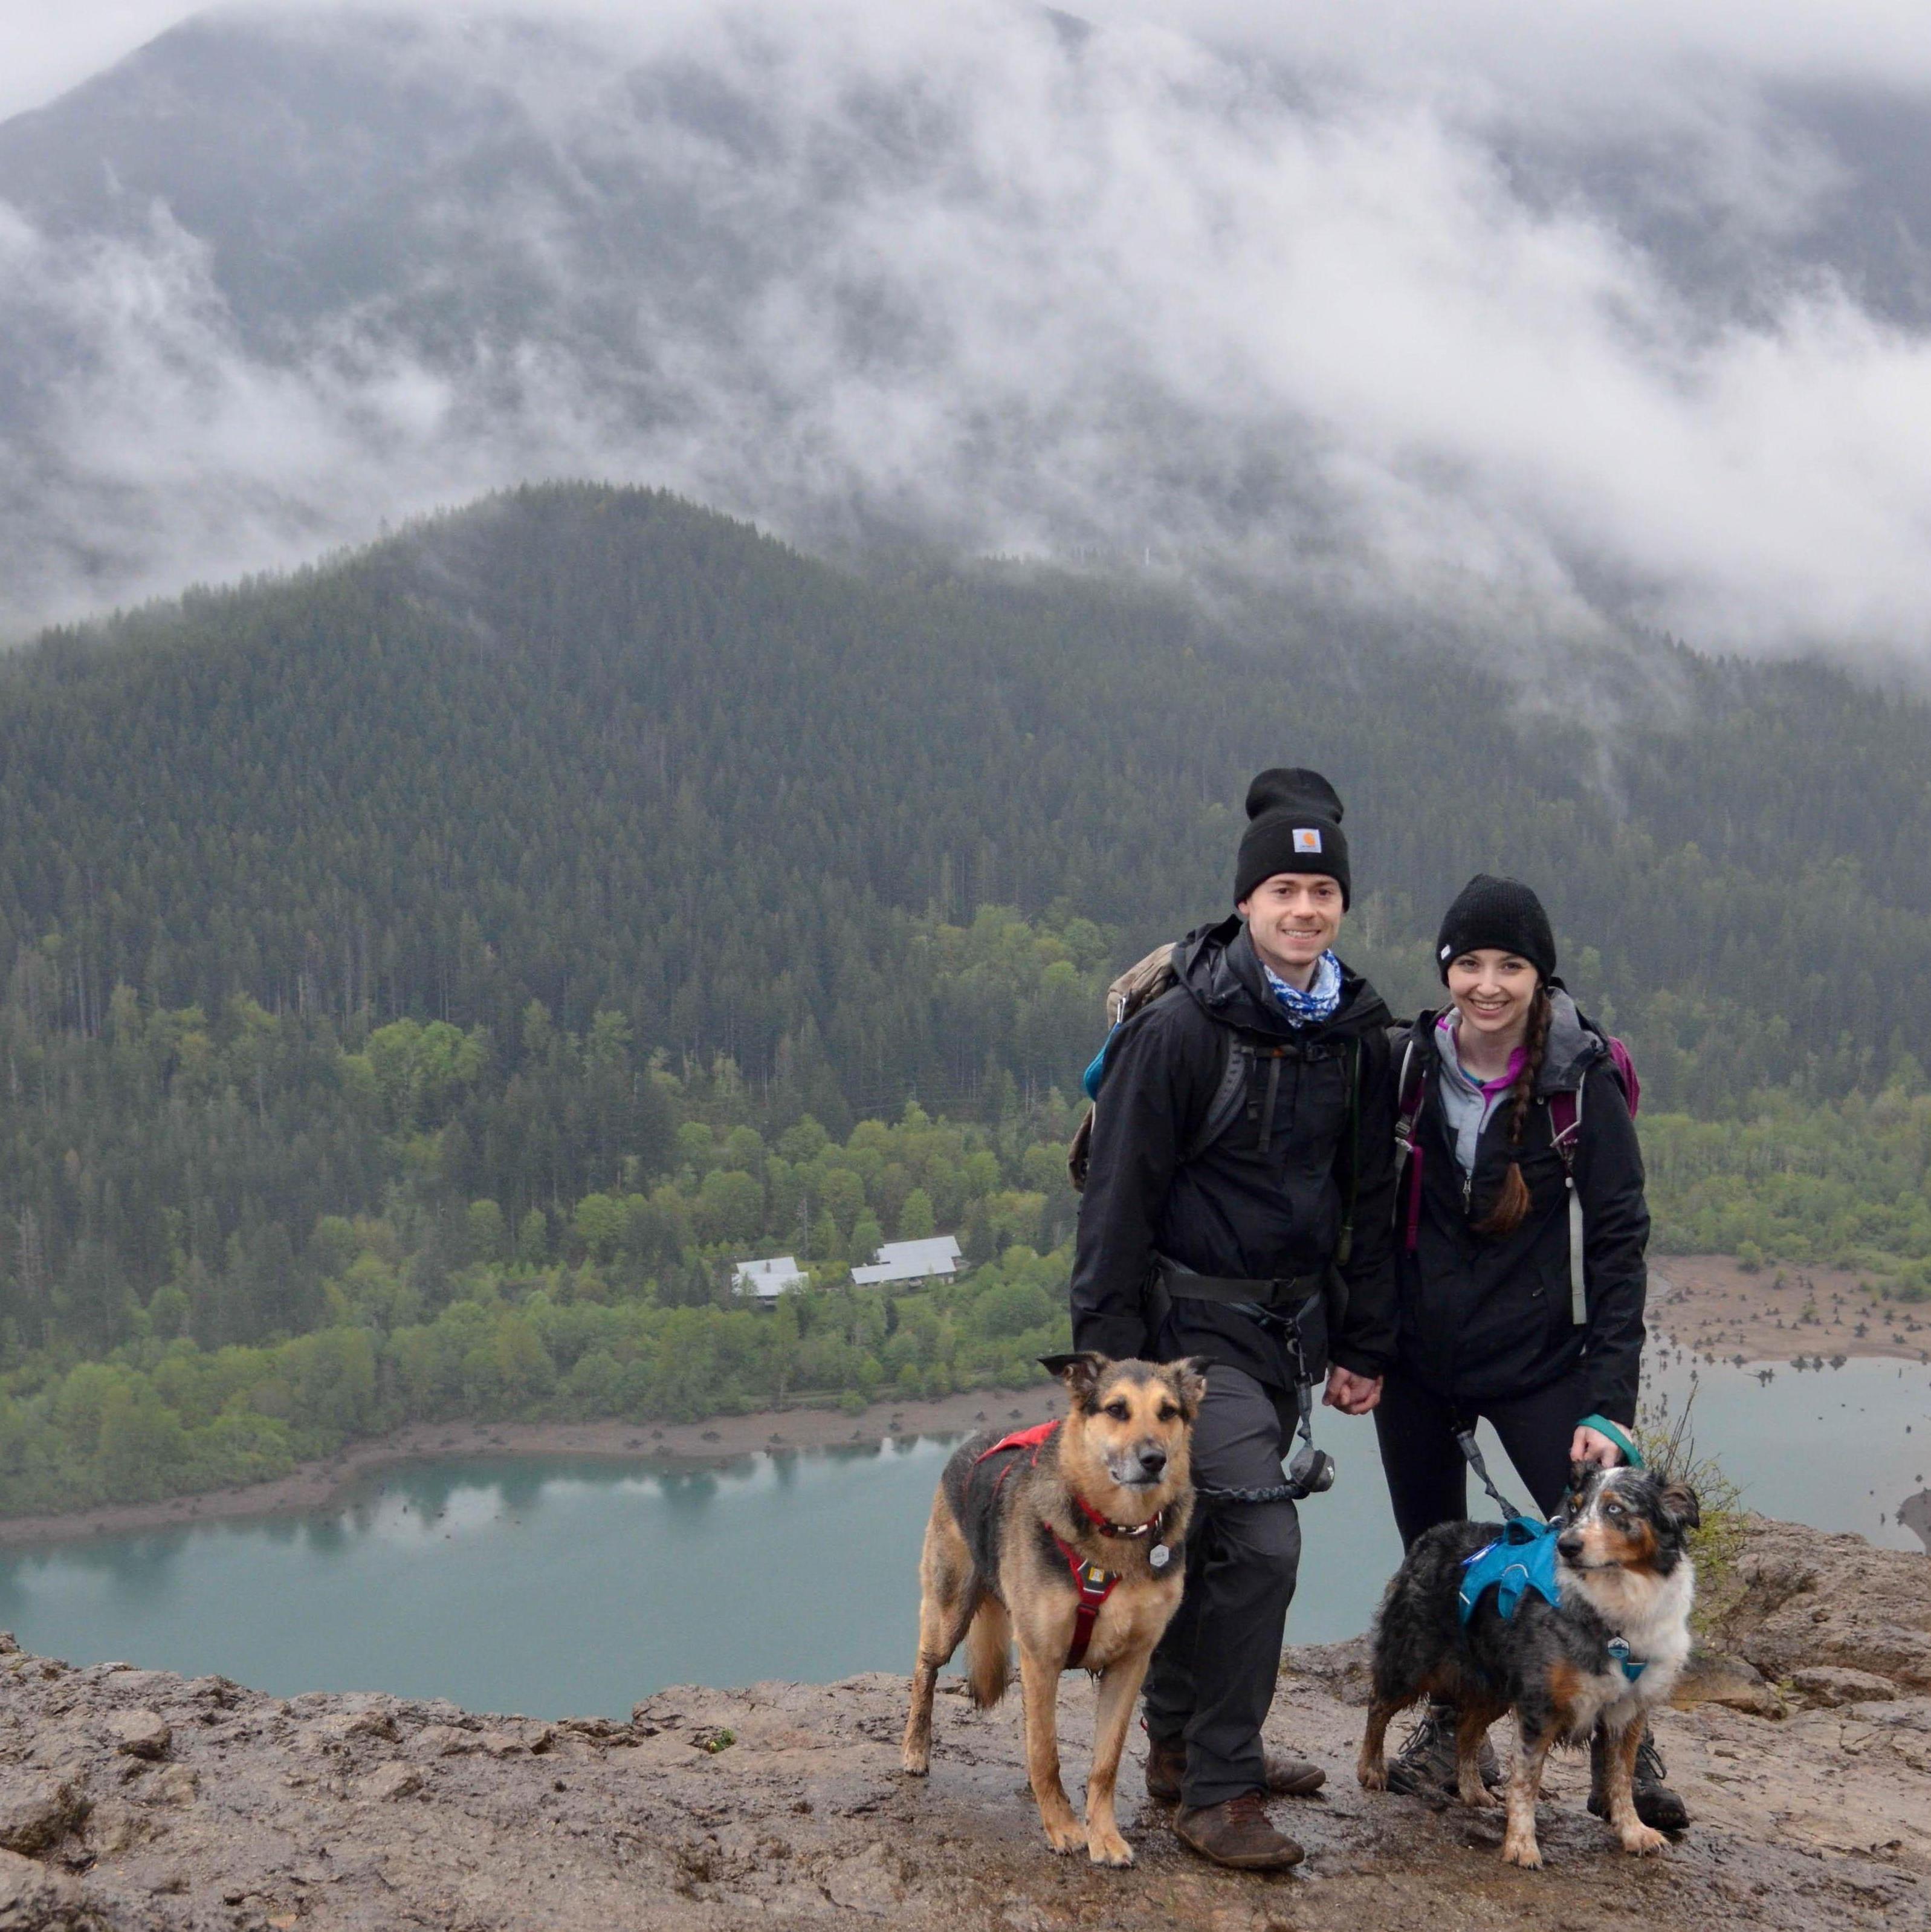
[5,5,1931,658]
[10,480,1931,1117]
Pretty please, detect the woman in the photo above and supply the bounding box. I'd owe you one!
[1372,874,1685,1829]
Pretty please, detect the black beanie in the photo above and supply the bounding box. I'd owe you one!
[1234,768,1351,907]
[1434,875,1556,982]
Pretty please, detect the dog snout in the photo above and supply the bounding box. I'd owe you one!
[1136,1445,1168,1478]
[1556,1531,1584,1560]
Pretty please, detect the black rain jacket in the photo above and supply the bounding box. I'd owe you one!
[1392,989,1648,1425]
[1069,917,1399,1394]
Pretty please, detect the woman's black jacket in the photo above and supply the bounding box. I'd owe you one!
[1069,918,1399,1395]
[1392,990,1648,1426]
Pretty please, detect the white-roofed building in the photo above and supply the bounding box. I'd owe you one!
[850,1236,963,1288]
[733,1255,808,1304]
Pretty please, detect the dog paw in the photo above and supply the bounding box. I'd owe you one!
[1357,1763,1388,1792]
[1043,1819,1085,1856]
[1087,1832,1134,1867]
[1460,1785,1502,1810]
[1501,1835,1544,1870]
[1620,1824,1667,1857]
[901,1755,930,1777]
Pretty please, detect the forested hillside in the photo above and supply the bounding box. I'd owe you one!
[3,482,1930,1512]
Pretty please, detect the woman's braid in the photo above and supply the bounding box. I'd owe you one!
[1479,986,1551,1237]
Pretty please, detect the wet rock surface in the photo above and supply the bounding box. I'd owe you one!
[1721,1515,1931,1692]
[0,1517,1919,1930]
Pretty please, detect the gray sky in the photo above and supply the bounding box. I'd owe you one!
[0,1,198,120]
[16,0,1931,122]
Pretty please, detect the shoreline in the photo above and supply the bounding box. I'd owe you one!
[0,1384,1064,1552]
[1649,1256,1931,1364]
[5,1253,1925,1551]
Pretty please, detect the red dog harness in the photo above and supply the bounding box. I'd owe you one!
[975,1421,1170,1671]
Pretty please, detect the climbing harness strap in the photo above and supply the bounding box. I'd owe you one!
[1153,1254,1327,1311]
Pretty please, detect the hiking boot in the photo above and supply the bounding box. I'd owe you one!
[1174,1792,1306,1870]
[1145,1736,1326,1804]
[1385,1700,1502,1797]
[1589,1727,1690,1832]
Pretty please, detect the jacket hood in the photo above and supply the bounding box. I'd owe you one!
[1536,985,1606,1094]
[1411,982,1605,1095]
[1176,915,1391,1041]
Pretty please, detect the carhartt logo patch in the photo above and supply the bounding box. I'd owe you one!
[1293,828,1322,853]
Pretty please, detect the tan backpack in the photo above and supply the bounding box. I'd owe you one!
[1066,942,1182,1190]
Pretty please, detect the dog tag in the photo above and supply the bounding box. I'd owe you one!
[1148,1544,1172,1571]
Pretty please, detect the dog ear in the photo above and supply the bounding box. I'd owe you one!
[1166,1356,1210,1418]
[1568,1458,1598,1499]
[1658,1480,1701,1532]
[1038,1352,1107,1408]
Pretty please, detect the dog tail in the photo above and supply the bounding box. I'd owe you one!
[964,1598,1011,1709]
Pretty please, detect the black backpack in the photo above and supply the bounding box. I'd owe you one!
[1067,942,1362,1267]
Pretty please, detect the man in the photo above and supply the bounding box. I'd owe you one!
[1070,767,1397,1871]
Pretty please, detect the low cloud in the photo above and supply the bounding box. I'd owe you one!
[5,0,1931,664]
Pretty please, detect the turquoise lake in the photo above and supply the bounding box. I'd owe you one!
[0,1352,1924,1716]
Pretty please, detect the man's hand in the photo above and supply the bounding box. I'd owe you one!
[1322,1365,1382,1416]
[1570,1425,1623,1468]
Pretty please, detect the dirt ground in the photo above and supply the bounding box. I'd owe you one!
[1650,1256,1931,1364]
[0,1514,1923,1931]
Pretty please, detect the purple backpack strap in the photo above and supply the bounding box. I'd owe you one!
[1547,1088,1580,1166]
[1605,1037,1640,1117]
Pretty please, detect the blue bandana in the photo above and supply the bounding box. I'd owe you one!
[1263,951,1343,1027]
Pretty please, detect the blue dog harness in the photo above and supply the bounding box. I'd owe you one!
[1458,1517,1562,1623]
[1457,1517,1648,1684]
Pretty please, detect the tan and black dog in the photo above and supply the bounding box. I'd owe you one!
[901,1350,1205,1866]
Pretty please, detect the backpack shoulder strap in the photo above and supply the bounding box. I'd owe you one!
[1549,1083,1587,1323]
[1548,1085,1582,1167]
[1183,1036,1253,1165]
[1391,1031,1426,1251]
[1394,1032,1425,1150]
[1334,1035,1363,1268]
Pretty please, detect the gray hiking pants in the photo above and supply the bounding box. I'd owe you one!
[1140,1363,1301,1809]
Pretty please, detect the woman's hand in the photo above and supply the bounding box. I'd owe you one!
[1323,1366,1383,1416]
[1570,1425,1622,1467]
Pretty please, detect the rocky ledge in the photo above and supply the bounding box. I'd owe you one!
[0,1515,1924,1932]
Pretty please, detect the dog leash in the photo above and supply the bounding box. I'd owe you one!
[1194,1377,1336,1506]
[1454,1426,1527,1523]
